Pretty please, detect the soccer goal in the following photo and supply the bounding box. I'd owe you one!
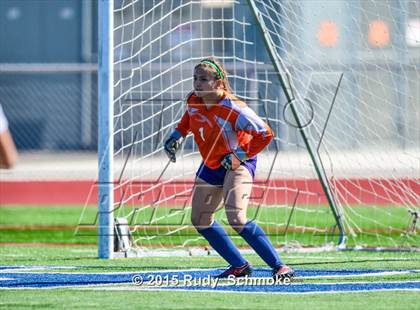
[97,0,419,258]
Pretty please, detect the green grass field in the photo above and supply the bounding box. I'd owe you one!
[1,204,418,248]
[0,246,419,309]
[0,205,419,309]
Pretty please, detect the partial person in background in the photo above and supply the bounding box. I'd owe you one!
[0,104,18,169]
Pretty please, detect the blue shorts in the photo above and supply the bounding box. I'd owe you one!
[196,157,257,187]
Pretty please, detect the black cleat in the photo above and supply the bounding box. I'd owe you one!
[215,262,253,278]
[272,265,295,281]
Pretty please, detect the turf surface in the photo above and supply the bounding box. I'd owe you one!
[0,204,419,309]
[0,246,419,309]
[0,205,418,248]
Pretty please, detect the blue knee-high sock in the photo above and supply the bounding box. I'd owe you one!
[198,221,247,267]
[239,221,282,269]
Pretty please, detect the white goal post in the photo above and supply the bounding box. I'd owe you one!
[98,0,419,258]
[98,0,114,259]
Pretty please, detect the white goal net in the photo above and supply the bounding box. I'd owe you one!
[98,0,419,257]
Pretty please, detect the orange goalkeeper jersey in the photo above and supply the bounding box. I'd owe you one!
[175,92,273,169]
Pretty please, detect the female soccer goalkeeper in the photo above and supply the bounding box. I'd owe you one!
[164,57,294,280]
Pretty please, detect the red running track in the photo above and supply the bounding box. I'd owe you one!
[0,178,418,206]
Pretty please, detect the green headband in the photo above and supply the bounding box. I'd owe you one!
[200,59,225,80]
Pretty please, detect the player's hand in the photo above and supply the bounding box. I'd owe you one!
[164,136,181,162]
[221,153,242,170]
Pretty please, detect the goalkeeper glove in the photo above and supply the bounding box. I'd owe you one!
[221,147,248,170]
[164,131,182,162]
[220,153,242,171]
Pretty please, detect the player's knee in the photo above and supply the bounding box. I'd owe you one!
[191,212,213,231]
[227,215,246,233]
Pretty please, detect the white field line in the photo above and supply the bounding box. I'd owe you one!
[0,269,418,288]
[1,276,420,292]
[79,286,420,295]
[300,270,420,279]
[0,266,79,273]
[0,251,417,261]
[1,285,419,295]
[0,265,419,278]
[285,256,420,260]
[0,267,222,275]
[74,279,420,292]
